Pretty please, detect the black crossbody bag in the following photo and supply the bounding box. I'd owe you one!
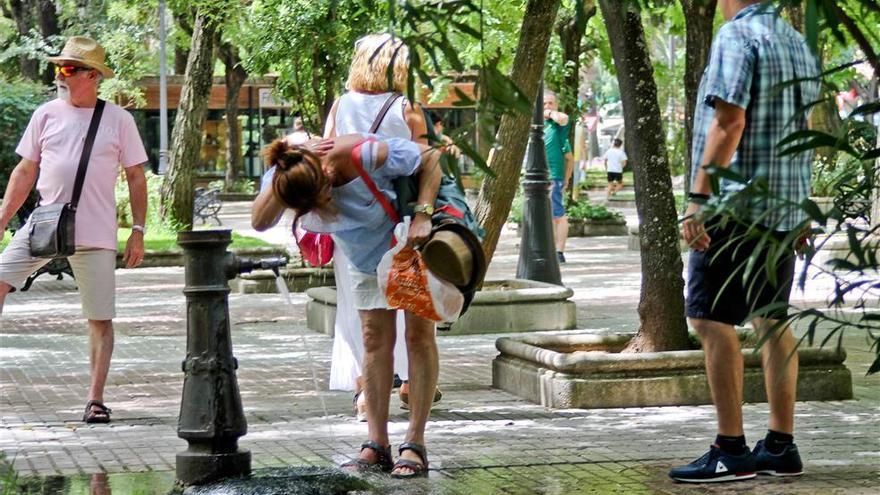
[29,99,105,259]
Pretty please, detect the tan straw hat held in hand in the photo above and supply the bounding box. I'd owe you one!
[46,36,115,79]
[421,220,487,290]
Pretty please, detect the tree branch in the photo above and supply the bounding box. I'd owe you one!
[831,2,880,77]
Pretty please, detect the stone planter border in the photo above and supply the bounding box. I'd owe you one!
[493,332,853,409]
[306,279,577,337]
[230,266,334,294]
[568,218,628,237]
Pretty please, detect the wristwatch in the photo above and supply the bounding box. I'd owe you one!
[132,225,146,234]
[413,203,435,216]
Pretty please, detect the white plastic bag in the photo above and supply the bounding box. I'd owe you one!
[377,217,464,323]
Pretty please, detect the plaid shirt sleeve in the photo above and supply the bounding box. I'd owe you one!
[703,26,757,110]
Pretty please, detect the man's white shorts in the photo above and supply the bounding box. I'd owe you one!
[0,225,116,320]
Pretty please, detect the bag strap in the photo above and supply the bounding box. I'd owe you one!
[369,93,403,134]
[70,99,106,210]
[350,138,400,224]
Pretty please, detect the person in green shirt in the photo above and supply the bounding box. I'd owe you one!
[543,90,572,263]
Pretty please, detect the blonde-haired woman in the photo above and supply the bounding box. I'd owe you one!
[325,34,421,412]
[325,33,437,477]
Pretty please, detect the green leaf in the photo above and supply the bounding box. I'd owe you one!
[776,129,829,148]
[862,148,880,160]
[850,101,880,117]
[868,355,880,375]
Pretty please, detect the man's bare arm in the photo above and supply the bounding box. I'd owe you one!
[544,109,569,127]
[124,164,148,228]
[123,164,148,268]
[683,99,746,251]
[690,100,746,195]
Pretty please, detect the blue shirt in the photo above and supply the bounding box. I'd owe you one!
[300,137,421,274]
[691,3,820,231]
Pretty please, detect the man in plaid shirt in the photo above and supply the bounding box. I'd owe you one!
[672,0,820,484]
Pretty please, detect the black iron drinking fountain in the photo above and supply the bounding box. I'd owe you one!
[175,229,286,485]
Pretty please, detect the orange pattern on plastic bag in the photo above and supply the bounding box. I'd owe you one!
[385,246,442,321]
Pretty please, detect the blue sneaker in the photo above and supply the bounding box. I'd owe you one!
[669,445,757,483]
[753,440,804,477]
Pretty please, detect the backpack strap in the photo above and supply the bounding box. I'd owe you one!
[350,138,400,224]
[369,93,403,134]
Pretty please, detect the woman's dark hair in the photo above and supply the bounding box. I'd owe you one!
[613,138,623,147]
[263,138,333,217]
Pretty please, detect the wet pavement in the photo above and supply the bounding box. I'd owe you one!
[1,202,878,494]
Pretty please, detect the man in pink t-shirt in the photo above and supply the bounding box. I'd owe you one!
[0,37,148,424]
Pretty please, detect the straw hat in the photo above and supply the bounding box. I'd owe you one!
[421,220,487,310]
[46,36,115,79]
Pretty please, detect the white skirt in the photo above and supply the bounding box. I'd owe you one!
[328,245,409,391]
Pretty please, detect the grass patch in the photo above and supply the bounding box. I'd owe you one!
[608,191,685,203]
[118,228,276,252]
[579,170,634,188]
[0,230,276,253]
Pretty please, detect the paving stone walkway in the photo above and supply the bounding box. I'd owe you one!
[1,203,878,494]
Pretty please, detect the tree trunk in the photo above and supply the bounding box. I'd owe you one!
[474,0,562,261]
[174,48,190,75]
[174,12,193,75]
[311,47,336,133]
[871,130,880,229]
[220,42,247,192]
[5,0,39,81]
[598,0,689,352]
[36,0,58,85]
[556,0,596,126]
[557,0,597,200]
[160,10,223,229]
[680,0,717,201]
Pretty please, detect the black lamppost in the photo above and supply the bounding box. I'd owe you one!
[516,81,562,286]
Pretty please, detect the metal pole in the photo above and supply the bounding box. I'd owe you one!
[516,80,563,285]
[158,0,169,174]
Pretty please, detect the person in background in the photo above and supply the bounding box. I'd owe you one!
[286,116,312,145]
[543,89,571,264]
[0,36,148,424]
[428,111,460,159]
[603,138,627,199]
[672,0,820,483]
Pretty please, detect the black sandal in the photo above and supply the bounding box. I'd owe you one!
[391,442,429,479]
[82,400,112,424]
[340,440,393,473]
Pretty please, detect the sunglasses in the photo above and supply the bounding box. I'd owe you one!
[54,65,93,77]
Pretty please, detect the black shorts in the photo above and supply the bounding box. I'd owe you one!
[607,172,623,183]
[686,217,795,326]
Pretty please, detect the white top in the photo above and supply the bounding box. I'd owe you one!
[604,147,628,173]
[331,92,411,138]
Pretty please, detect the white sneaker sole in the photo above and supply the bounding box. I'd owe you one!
[757,469,804,477]
[672,472,756,483]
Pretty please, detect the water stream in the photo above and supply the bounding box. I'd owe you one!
[273,274,335,443]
